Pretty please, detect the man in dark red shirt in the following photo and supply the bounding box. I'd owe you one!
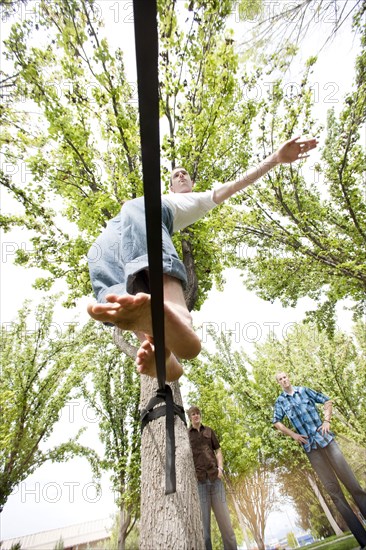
[188,406,237,550]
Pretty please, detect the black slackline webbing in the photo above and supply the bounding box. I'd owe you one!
[132,0,181,495]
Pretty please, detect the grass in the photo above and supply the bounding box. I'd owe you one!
[303,533,359,550]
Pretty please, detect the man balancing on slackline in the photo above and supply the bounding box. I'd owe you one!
[87,136,318,381]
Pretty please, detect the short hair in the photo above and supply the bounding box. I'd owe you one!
[187,406,201,418]
[275,372,287,382]
[170,166,186,186]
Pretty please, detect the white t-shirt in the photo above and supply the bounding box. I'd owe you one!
[162,190,217,232]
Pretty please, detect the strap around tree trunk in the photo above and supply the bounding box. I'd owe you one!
[132,0,182,495]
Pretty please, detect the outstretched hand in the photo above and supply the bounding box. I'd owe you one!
[274,136,318,164]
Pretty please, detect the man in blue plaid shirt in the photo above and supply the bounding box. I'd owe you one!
[273,372,366,549]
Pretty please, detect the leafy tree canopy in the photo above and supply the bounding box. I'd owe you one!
[224,18,366,329]
[0,296,100,511]
[1,0,364,330]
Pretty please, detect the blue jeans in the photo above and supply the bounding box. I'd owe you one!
[198,478,237,550]
[307,440,366,547]
[87,197,187,302]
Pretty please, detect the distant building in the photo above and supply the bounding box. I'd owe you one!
[297,533,315,546]
[265,532,315,549]
[1,517,113,550]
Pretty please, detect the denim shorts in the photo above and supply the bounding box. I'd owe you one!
[87,196,188,303]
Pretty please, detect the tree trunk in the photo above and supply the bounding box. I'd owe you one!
[232,496,253,549]
[254,533,265,550]
[114,240,203,549]
[306,473,343,535]
[182,236,198,311]
[118,503,131,550]
[139,375,205,549]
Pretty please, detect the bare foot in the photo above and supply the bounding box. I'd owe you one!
[87,293,201,360]
[136,338,183,381]
[87,293,151,329]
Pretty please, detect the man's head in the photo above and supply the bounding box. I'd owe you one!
[170,167,194,194]
[275,372,292,391]
[187,406,201,428]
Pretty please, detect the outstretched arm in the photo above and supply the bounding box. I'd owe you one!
[212,136,318,205]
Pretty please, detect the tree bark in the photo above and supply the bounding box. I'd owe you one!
[306,473,343,536]
[139,375,204,549]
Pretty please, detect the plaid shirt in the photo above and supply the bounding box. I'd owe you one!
[273,386,333,453]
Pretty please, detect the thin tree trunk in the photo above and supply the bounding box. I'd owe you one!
[306,473,343,535]
[139,375,205,549]
[253,533,265,550]
[232,496,253,549]
[118,503,131,550]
